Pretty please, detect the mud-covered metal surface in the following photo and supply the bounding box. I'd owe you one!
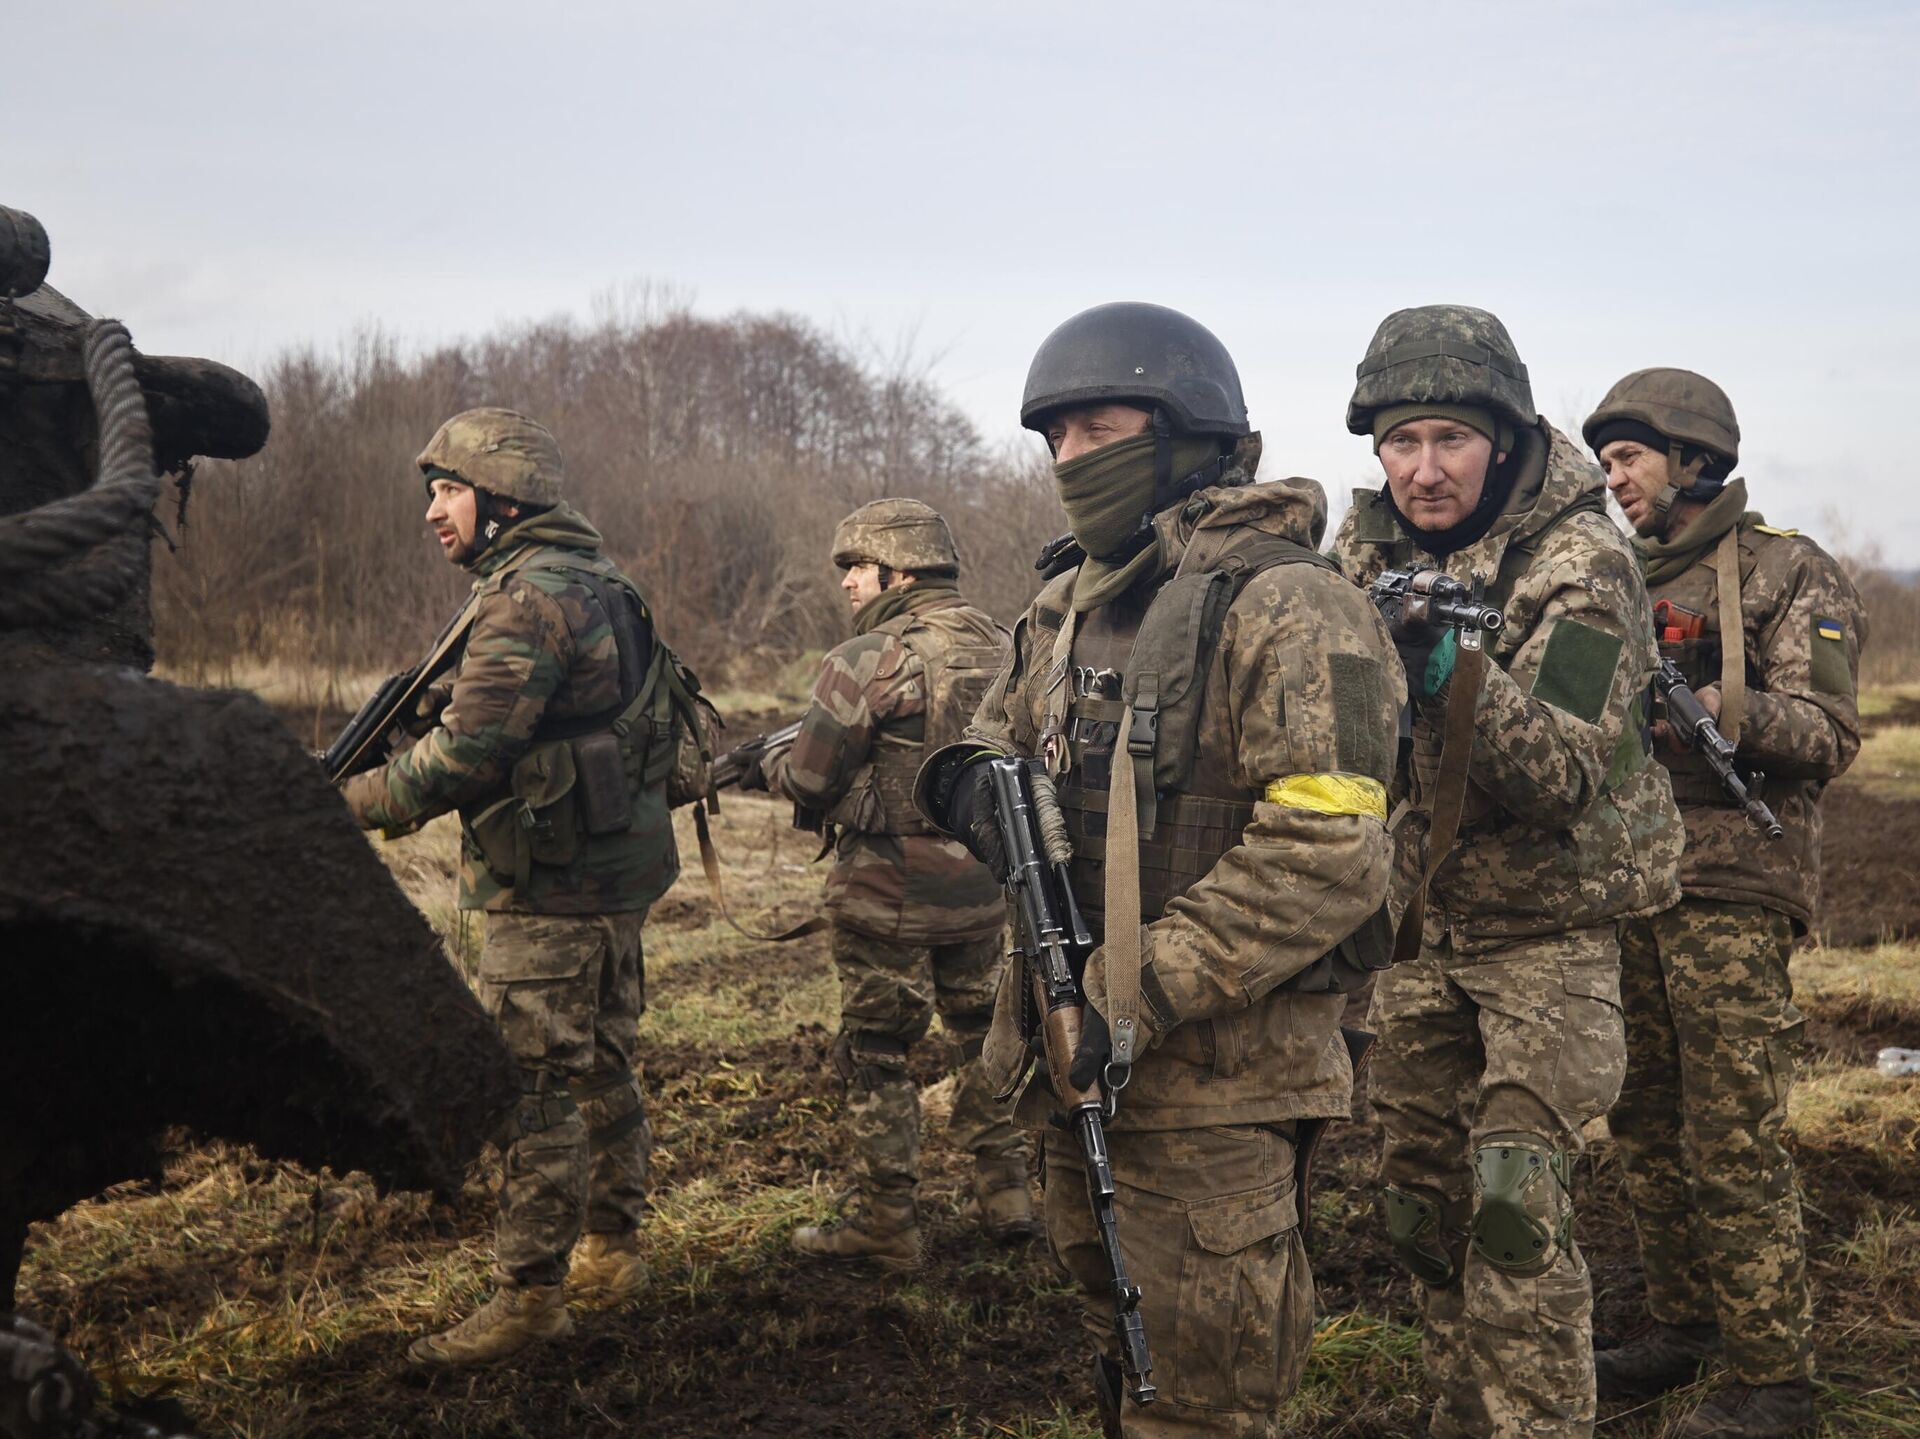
[0,202,519,1314]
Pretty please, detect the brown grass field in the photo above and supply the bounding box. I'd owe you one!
[17,689,1920,1438]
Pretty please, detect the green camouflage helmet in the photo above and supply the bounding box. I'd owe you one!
[830,498,960,575]
[1582,367,1740,473]
[417,407,565,506]
[1346,304,1536,436]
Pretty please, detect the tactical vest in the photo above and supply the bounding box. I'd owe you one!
[1030,531,1339,935]
[854,599,1008,838]
[465,550,704,890]
[1351,484,1651,794]
[1649,525,1765,809]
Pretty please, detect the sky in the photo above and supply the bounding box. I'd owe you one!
[13,0,1920,551]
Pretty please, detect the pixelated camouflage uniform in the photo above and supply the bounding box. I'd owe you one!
[1608,481,1866,1386]
[765,581,1022,1204]
[1332,423,1684,1439]
[344,500,674,1288]
[952,464,1402,1437]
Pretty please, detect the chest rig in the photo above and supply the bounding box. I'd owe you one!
[1031,530,1337,939]
[1652,524,1761,808]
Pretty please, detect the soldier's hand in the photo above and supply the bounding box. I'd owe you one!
[1390,614,1453,700]
[1068,1003,1111,1092]
[944,760,1008,881]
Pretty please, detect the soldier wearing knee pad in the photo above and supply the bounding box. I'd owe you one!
[1329,307,1684,1438]
[745,500,1028,1264]
[341,409,690,1364]
[1586,371,1865,1438]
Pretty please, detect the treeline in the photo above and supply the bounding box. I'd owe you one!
[152,294,1062,694]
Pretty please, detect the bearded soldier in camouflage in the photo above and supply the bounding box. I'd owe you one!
[1329,306,1684,1439]
[919,303,1402,1438]
[742,499,1032,1266]
[342,408,683,1365]
[1585,371,1865,1438]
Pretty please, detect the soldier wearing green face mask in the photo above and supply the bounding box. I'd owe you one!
[919,302,1403,1437]
[342,408,694,1366]
[1586,370,1866,1439]
[1329,306,1684,1439]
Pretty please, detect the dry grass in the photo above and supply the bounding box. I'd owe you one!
[1847,723,1920,800]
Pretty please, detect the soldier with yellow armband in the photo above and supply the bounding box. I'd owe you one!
[917,302,1402,1438]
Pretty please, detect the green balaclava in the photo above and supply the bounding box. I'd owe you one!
[849,571,959,636]
[1055,432,1220,611]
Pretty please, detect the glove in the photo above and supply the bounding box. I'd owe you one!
[1068,1004,1111,1092]
[942,757,1008,882]
[1392,618,1456,700]
[736,741,788,794]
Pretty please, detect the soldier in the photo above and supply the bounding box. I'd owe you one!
[741,499,1033,1266]
[341,408,685,1365]
[1584,371,1866,1438]
[1328,306,1684,1439]
[918,302,1403,1437]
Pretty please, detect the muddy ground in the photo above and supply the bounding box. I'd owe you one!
[21,698,1920,1437]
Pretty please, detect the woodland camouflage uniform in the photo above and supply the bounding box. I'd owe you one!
[763,500,1026,1250]
[1584,370,1867,1420]
[924,303,1402,1438]
[343,409,677,1359]
[1330,307,1683,1439]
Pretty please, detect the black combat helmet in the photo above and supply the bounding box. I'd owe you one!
[1021,302,1249,439]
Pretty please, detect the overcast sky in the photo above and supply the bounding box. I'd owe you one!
[14,1,1919,551]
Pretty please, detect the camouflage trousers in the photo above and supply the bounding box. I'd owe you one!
[1611,899,1812,1384]
[1044,1123,1311,1437]
[478,909,652,1287]
[1371,923,1626,1439]
[829,923,1025,1200]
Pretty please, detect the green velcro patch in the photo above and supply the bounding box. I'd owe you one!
[1350,489,1399,544]
[1530,619,1623,724]
[1810,614,1853,696]
[1329,651,1392,781]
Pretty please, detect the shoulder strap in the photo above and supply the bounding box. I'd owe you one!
[1714,525,1746,745]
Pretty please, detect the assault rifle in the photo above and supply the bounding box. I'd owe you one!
[708,719,802,793]
[1653,659,1784,840]
[322,602,476,784]
[986,755,1156,1406]
[1368,567,1506,652]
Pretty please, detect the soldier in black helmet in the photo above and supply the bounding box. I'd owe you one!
[918,302,1402,1436]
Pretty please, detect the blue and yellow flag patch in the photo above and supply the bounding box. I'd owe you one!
[1816,618,1845,643]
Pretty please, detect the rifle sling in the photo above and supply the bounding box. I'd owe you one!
[1389,640,1488,966]
[692,806,828,944]
[1714,525,1745,747]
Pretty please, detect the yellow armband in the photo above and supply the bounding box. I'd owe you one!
[1263,772,1388,821]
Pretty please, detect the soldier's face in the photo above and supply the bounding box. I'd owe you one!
[426,478,480,564]
[1046,403,1153,462]
[841,561,885,613]
[1378,419,1498,530]
[1601,439,1672,535]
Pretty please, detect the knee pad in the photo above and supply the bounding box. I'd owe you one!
[832,1028,910,1094]
[1383,1185,1467,1287]
[570,1069,648,1149]
[1471,1132,1573,1274]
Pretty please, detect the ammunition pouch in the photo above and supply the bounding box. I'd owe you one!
[467,740,583,890]
[1471,1132,1572,1275]
[1384,1184,1469,1288]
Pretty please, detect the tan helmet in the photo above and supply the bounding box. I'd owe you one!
[1582,367,1740,474]
[830,498,960,575]
[416,407,565,506]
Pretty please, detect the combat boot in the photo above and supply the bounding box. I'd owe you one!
[406,1282,572,1368]
[790,1192,921,1271]
[1679,1379,1815,1438]
[567,1231,647,1303]
[1595,1320,1722,1399]
[964,1157,1040,1242]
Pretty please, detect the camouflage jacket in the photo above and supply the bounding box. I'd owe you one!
[1637,490,1866,931]
[1331,422,1683,951]
[767,588,1006,944]
[957,474,1402,1129]
[342,505,679,915]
